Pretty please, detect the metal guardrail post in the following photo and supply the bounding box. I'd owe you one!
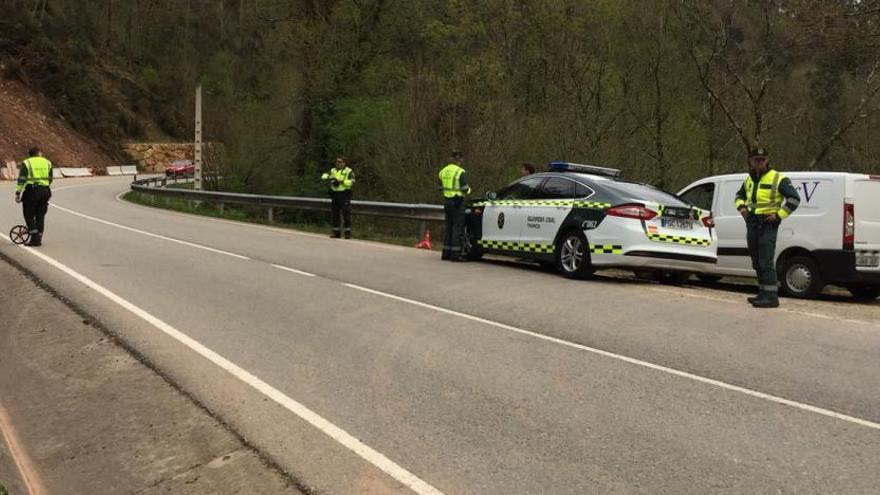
[268,207,274,223]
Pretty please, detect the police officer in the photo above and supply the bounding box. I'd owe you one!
[321,156,355,238]
[735,146,800,308]
[439,150,471,261]
[14,147,53,247]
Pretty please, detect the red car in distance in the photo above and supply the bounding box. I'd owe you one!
[164,159,194,177]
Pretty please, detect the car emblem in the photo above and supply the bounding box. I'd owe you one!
[498,212,505,229]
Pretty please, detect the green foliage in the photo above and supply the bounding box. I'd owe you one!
[3,0,880,198]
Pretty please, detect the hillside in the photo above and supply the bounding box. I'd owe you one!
[0,77,115,169]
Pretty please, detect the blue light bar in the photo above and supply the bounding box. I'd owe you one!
[548,161,622,178]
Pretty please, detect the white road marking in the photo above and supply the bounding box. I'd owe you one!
[0,399,46,495]
[343,282,880,432]
[49,203,251,260]
[271,264,316,277]
[6,241,444,495]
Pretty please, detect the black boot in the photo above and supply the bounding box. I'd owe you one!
[751,293,779,308]
[26,233,42,246]
[747,291,763,304]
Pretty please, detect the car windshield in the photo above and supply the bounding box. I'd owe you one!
[603,181,689,206]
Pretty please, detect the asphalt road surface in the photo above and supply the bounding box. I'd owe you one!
[2,177,879,494]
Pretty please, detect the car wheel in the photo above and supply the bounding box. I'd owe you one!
[555,231,592,279]
[461,223,483,261]
[779,255,824,299]
[848,285,880,300]
[697,274,723,283]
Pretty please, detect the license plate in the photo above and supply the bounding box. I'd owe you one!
[661,218,693,230]
[856,255,880,267]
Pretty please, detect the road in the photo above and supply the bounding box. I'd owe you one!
[2,177,879,494]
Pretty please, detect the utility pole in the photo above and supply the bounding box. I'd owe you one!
[194,84,203,191]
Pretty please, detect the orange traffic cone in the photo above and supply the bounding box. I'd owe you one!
[415,229,433,250]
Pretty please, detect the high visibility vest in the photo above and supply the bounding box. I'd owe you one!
[439,163,470,198]
[322,167,354,192]
[736,169,787,217]
[16,156,52,192]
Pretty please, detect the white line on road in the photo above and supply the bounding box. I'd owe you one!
[271,264,316,277]
[50,203,251,260]
[343,282,880,432]
[0,399,46,495]
[6,241,444,495]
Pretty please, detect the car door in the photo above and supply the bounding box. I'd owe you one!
[521,176,580,246]
[480,176,544,248]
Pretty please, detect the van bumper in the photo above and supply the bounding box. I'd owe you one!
[812,250,880,285]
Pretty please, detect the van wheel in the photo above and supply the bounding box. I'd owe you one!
[697,274,723,283]
[848,285,880,300]
[555,231,593,279]
[779,256,824,298]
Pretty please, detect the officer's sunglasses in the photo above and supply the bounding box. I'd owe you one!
[750,156,768,163]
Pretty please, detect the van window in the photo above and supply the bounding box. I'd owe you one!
[720,180,746,216]
[679,182,715,211]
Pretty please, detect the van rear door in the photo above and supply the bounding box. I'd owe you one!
[854,177,880,270]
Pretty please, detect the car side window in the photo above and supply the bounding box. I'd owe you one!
[534,177,577,199]
[574,182,594,198]
[498,177,544,200]
[679,182,715,211]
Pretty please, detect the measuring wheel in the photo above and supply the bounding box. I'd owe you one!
[9,225,30,245]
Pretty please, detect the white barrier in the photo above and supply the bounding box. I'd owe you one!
[58,167,93,178]
[1,161,17,181]
[107,165,139,176]
[52,167,64,179]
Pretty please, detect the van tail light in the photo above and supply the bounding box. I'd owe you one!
[844,202,855,250]
[702,216,715,228]
[606,204,657,221]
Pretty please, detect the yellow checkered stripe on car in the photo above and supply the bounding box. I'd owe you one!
[646,233,711,246]
[472,200,611,209]
[589,244,623,254]
[477,240,555,254]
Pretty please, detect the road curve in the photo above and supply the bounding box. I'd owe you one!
[2,177,879,494]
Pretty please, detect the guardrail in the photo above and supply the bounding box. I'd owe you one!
[130,176,445,233]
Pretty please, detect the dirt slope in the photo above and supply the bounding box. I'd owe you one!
[0,78,115,169]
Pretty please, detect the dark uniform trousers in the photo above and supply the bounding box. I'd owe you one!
[330,190,352,236]
[746,214,779,295]
[442,197,465,259]
[22,185,51,236]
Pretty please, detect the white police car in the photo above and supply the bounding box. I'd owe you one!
[463,162,717,279]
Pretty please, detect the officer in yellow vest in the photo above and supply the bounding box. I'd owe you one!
[321,156,355,238]
[735,146,800,308]
[438,150,471,261]
[14,147,53,247]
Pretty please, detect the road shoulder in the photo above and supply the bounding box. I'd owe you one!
[0,257,297,494]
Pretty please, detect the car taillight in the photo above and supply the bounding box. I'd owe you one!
[844,202,855,250]
[606,204,657,220]
[702,216,715,228]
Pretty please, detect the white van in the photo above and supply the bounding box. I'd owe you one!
[677,172,880,300]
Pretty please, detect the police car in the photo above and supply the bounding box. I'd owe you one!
[462,162,717,279]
